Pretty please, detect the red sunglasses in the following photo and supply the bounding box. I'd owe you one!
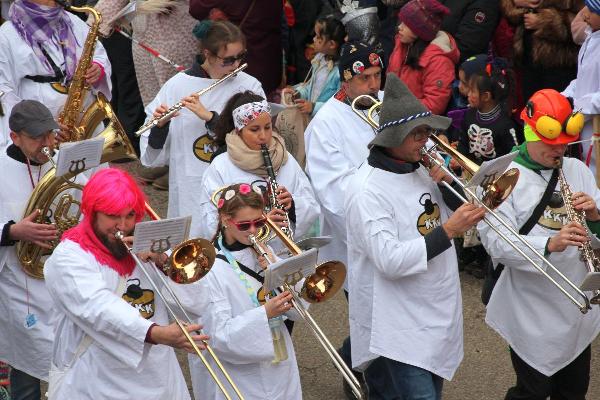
[230,216,266,231]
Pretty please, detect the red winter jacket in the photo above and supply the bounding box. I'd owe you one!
[388,31,460,114]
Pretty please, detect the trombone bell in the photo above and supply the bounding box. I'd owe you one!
[168,238,216,284]
[300,261,346,303]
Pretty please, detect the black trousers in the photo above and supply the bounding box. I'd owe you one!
[505,346,591,400]
[100,33,145,156]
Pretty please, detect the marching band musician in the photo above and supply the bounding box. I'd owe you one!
[478,89,600,400]
[43,168,208,399]
[0,0,111,146]
[140,20,264,237]
[197,91,319,248]
[0,101,65,400]
[185,183,303,400]
[346,75,486,400]
[303,39,383,397]
[304,40,382,274]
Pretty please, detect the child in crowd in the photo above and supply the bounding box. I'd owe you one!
[290,15,345,117]
[446,54,489,142]
[277,15,345,166]
[387,0,459,114]
[456,58,520,278]
[458,58,520,164]
[563,1,600,174]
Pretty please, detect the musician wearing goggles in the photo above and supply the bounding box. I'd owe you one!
[479,89,600,400]
[197,91,319,257]
[345,75,485,400]
[43,168,208,399]
[140,20,264,239]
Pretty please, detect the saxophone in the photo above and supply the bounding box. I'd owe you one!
[56,1,102,142]
[557,162,600,304]
[260,144,293,239]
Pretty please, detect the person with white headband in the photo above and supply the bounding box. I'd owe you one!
[197,90,319,248]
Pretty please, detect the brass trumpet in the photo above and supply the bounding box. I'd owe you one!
[135,63,248,136]
[115,205,245,400]
[351,95,592,313]
[250,218,364,400]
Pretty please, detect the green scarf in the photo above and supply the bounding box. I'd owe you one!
[512,143,550,170]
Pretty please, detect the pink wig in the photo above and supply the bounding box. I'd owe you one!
[81,168,146,222]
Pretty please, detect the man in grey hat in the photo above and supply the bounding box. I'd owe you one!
[345,74,485,400]
[0,99,60,400]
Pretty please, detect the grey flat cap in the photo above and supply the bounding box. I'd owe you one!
[9,100,59,137]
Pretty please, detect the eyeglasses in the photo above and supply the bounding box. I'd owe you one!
[213,50,247,67]
[230,216,266,231]
[412,127,434,141]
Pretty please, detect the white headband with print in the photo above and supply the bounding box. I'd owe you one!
[232,100,271,130]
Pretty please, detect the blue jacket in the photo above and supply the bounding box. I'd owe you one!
[294,54,340,117]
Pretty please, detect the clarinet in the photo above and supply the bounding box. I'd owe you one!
[260,144,293,239]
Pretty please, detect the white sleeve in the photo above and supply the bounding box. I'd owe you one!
[196,162,224,239]
[305,118,361,218]
[140,89,170,167]
[284,156,320,238]
[202,275,274,364]
[44,245,153,368]
[346,191,428,279]
[0,29,23,119]
[561,79,577,99]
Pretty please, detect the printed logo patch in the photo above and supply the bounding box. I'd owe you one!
[123,279,155,319]
[193,134,218,163]
[475,11,486,23]
[416,193,442,236]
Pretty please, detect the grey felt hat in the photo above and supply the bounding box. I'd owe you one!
[369,74,451,148]
[9,100,59,137]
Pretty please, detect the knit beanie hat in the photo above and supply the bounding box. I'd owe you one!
[398,0,450,42]
[460,54,488,80]
[586,0,600,14]
[338,41,383,82]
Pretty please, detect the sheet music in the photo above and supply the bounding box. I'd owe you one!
[264,248,318,292]
[132,216,191,254]
[468,150,518,189]
[56,137,104,177]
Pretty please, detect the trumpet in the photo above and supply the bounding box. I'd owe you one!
[351,95,592,313]
[250,218,365,400]
[260,144,293,239]
[115,204,245,400]
[135,63,248,136]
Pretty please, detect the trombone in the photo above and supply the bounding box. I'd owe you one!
[351,95,592,313]
[116,204,245,400]
[135,63,248,136]
[249,217,365,400]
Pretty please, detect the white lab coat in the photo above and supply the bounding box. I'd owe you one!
[562,28,600,173]
[140,71,264,236]
[304,92,381,279]
[198,151,320,250]
[345,163,463,380]
[0,12,112,146]
[0,150,56,380]
[479,157,600,376]
[188,245,302,400]
[44,239,191,399]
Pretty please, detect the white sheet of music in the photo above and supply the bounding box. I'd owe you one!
[264,248,317,292]
[132,216,192,254]
[56,137,104,177]
[468,150,518,189]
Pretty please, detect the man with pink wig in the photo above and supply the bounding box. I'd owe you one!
[44,168,208,399]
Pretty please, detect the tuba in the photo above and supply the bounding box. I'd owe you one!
[55,1,103,142]
[16,116,137,279]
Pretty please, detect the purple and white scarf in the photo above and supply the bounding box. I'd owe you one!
[9,0,79,82]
